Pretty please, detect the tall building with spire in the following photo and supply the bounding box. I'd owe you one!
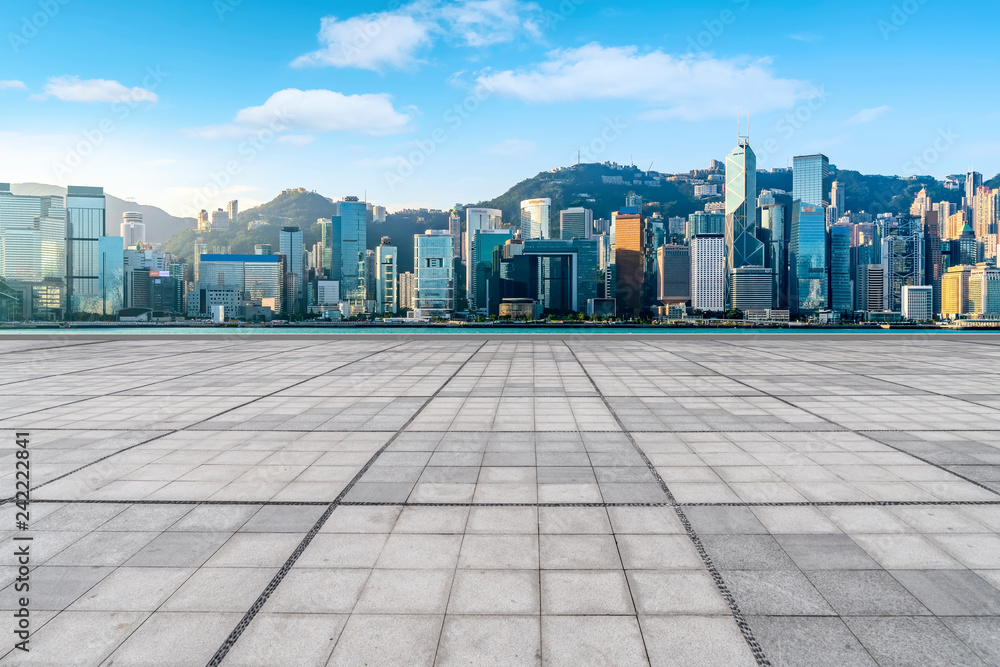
[724,133,764,309]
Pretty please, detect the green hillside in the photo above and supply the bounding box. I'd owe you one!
[161,163,981,270]
[478,163,704,222]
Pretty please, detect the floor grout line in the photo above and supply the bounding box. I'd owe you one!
[204,340,488,667]
[21,498,1000,507]
[565,343,772,667]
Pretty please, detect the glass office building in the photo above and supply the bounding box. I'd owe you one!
[790,203,829,315]
[320,197,367,299]
[523,238,600,313]
[464,208,502,300]
[759,201,788,309]
[520,199,554,239]
[376,239,398,315]
[66,186,107,317]
[725,140,764,308]
[471,229,513,314]
[97,236,124,318]
[197,254,284,317]
[685,212,725,243]
[279,226,304,314]
[792,154,831,207]
[830,224,853,313]
[0,185,68,319]
[414,231,455,318]
[559,208,593,240]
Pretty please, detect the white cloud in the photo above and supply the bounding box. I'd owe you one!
[440,0,542,47]
[0,80,26,91]
[477,44,809,121]
[276,134,317,146]
[292,12,432,71]
[846,105,891,126]
[235,89,412,135]
[484,138,536,156]
[292,0,542,71]
[190,89,413,140]
[37,76,158,104]
[789,33,822,42]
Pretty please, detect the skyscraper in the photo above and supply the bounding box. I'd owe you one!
[66,186,107,318]
[470,228,513,314]
[857,264,886,313]
[226,200,239,228]
[559,208,593,240]
[414,230,454,318]
[759,192,790,309]
[0,186,67,320]
[923,212,943,317]
[691,234,725,312]
[121,212,145,246]
[793,154,831,207]
[829,224,852,313]
[881,217,924,312]
[831,181,846,214]
[966,171,983,214]
[520,198,554,239]
[210,209,230,232]
[612,209,645,317]
[464,208,502,308]
[335,197,367,301]
[196,254,284,318]
[398,272,415,311]
[789,203,828,316]
[901,285,933,321]
[686,211,725,242]
[376,237,398,315]
[657,245,690,305]
[725,138,763,308]
[97,235,124,318]
[731,266,773,312]
[279,226,304,315]
[934,201,957,238]
[942,265,972,318]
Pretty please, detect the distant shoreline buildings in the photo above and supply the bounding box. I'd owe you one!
[2,145,998,323]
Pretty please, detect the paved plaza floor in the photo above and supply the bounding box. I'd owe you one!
[1,333,1000,666]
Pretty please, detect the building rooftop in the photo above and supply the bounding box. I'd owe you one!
[199,254,281,262]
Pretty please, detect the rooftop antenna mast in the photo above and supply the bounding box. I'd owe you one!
[737,109,751,146]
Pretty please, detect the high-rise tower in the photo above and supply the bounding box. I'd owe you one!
[725,128,764,309]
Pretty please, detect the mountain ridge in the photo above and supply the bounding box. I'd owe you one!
[9,183,196,243]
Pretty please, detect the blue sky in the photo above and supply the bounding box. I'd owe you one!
[2,0,998,217]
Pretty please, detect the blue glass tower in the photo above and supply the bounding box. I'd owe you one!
[318,199,367,299]
[829,225,852,313]
[790,203,829,315]
[792,155,831,207]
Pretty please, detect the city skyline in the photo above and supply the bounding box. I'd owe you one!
[2,0,999,218]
